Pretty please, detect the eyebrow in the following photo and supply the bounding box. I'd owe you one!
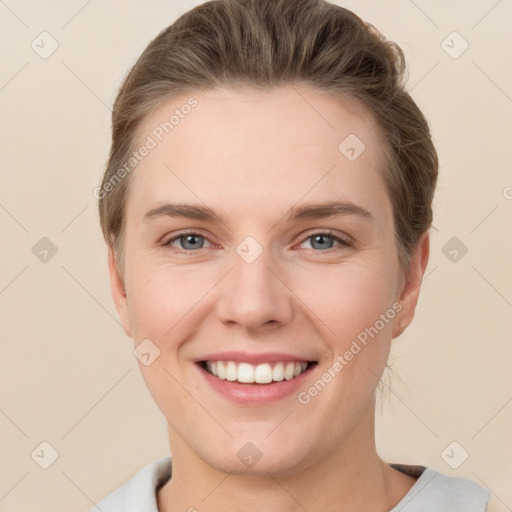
[143,200,373,224]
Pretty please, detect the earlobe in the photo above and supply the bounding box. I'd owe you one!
[107,246,133,338]
[392,231,430,339]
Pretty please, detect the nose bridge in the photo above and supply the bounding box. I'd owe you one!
[215,238,293,330]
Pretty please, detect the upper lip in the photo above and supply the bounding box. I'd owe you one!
[195,351,317,365]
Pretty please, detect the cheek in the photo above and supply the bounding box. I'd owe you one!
[124,264,202,417]
[125,260,205,337]
[296,260,397,342]
[297,266,396,418]
[301,261,397,406]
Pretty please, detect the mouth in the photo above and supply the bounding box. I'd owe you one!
[195,358,318,404]
[199,360,316,384]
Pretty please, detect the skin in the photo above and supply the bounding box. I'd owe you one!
[108,85,430,512]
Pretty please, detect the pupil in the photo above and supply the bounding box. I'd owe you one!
[313,234,332,249]
[183,235,202,249]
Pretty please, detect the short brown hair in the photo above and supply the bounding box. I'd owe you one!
[98,0,438,274]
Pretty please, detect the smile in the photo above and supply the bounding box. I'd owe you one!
[202,360,312,384]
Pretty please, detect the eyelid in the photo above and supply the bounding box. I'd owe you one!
[295,229,353,249]
[162,229,215,249]
[163,228,353,252]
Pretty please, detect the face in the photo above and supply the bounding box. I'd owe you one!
[109,85,428,476]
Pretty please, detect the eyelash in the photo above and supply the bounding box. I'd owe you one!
[162,230,353,253]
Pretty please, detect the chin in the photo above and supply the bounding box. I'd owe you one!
[196,436,313,478]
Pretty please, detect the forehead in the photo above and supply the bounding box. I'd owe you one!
[128,85,390,220]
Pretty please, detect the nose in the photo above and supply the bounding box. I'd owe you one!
[215,245,294,332]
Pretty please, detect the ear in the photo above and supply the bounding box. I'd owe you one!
[392,230,430,338]
[108,246,133,338]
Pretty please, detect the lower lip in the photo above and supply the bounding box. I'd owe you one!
[196,363,317,405]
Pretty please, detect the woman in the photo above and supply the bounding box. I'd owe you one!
[91,0,491,510]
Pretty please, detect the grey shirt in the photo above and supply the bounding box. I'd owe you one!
[89,455,491,512]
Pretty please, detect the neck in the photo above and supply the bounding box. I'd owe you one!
[158,405,417,512]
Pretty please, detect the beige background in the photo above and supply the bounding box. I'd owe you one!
[1,1,511,511]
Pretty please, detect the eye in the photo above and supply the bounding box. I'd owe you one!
[299,231,352,251]
[162,230,351,253]
[164,232,212,251]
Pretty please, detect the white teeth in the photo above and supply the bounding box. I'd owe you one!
[254,363,273,383]
[272,362,285,382]
[237,363,254,383]
[284,362,295,380]
[225,361,237,381]
[205,360,310,384]
[217,361,226,380]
